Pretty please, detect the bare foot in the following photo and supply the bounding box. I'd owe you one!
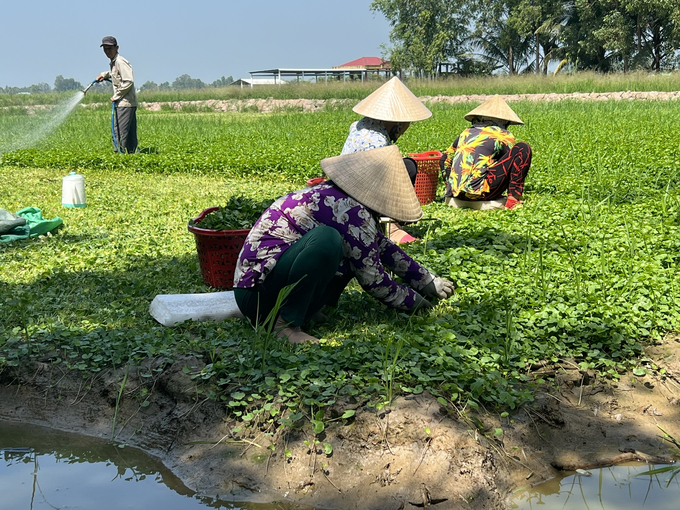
[274,317,319,344]
[388,223,418,244]
[277,326,319,344]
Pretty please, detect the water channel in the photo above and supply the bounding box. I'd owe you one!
[510,462,680,509]
[6,419,680,510]
[0,421,306,510]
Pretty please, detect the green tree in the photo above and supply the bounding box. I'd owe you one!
[592,7,637,72]
[626,0,680,71]
[370,0,470,76]
[140,80,159,92]
[508,0,568,74]
[560,0,612,71]
[211,76,234,87]
[171,74,206,90]
[471,0,534,74]
[54,75,83,92]
[29,82,51,93]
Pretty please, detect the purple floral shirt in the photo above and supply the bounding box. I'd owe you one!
[233,182,434,311]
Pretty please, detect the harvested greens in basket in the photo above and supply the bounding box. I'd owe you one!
[191,197,276,231]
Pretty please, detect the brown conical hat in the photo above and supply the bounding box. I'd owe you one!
[320,145,423,223]
[352,77,432,122]
[464,95,524,125]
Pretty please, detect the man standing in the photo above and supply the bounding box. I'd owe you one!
[96,36,137,154]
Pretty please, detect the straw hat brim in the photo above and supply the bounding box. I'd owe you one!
[321,145,423,223]
[464,95,524,125]
[353,77,432,122]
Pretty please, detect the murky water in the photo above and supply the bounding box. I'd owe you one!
[0,421,304,510]
[511,462,680,509]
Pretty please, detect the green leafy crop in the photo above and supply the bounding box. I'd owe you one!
[2,95,680,426]
[190,196,275,231]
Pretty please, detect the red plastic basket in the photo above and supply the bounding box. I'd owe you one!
[188,207,250,289]
[408,151,442,205]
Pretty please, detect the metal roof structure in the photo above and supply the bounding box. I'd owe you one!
[248,66,391,84]
[231,78,286,88]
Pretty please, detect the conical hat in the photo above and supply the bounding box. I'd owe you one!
[320,145,423,223]
[352,77,432,122]
[464,95,524,125]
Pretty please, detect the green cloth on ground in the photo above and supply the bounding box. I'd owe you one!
[0,207,63,243]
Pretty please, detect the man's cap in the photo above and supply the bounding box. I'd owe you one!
[321,145,423,223]
[352,77,432,123]
[100,36,118,47]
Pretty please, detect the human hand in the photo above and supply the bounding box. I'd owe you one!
[413,292,433,312]
[96,74,105,82]
[505,196,523,209]
[422,277,456,301]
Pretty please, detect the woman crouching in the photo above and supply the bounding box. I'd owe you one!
[442,95,532,210]
[233,146,455,344]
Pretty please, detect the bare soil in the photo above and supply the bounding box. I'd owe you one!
[137,91,680,114]
[2,335,680,510]
[7,90,680,116]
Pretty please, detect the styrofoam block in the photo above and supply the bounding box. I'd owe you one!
[149,291,244,327]
[444,196,507,210]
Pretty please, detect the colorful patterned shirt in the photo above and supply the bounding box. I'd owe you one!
[341,117,391,155]
[443,125,515,198]
[233,182,434,311]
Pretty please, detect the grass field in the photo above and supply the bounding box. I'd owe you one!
[2,97,680,421]
[3,70,680,107]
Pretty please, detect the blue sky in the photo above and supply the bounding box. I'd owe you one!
[1,0,392,88]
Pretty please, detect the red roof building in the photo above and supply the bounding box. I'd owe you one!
[334,57,390,70]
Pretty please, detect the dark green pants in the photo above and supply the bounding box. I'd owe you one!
[114,106,138,154]
[234,226,349,327]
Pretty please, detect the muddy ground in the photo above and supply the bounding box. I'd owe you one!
[1,334,680,510]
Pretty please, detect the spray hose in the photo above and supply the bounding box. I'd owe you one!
[82,78,121,153]
[88,78,120,153]
[82,80,98,95]
[111,101,121,153]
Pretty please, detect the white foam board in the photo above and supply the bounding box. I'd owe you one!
[149,291,244,327]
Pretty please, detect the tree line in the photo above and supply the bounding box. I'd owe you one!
[371,0,680,76]
[0,75,235,95]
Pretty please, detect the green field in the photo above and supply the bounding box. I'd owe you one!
[4,70,680,107]
[2,96,680,420]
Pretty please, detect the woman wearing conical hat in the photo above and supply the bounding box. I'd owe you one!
[341,76,432,242]
[441,95,532,210]
[233,146,455,344]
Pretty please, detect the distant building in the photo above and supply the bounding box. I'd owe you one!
[231,78,287,88]
[333,57,390,72]
[244,58,392,85]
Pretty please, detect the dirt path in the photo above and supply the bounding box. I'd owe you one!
[6,90,679,116]
[2,335,680,509]
[137,90,680,114]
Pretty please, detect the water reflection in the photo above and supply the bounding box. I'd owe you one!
[511,463,680,510]
[0,421,303,510]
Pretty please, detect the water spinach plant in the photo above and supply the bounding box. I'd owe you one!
[2,97,680,434]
